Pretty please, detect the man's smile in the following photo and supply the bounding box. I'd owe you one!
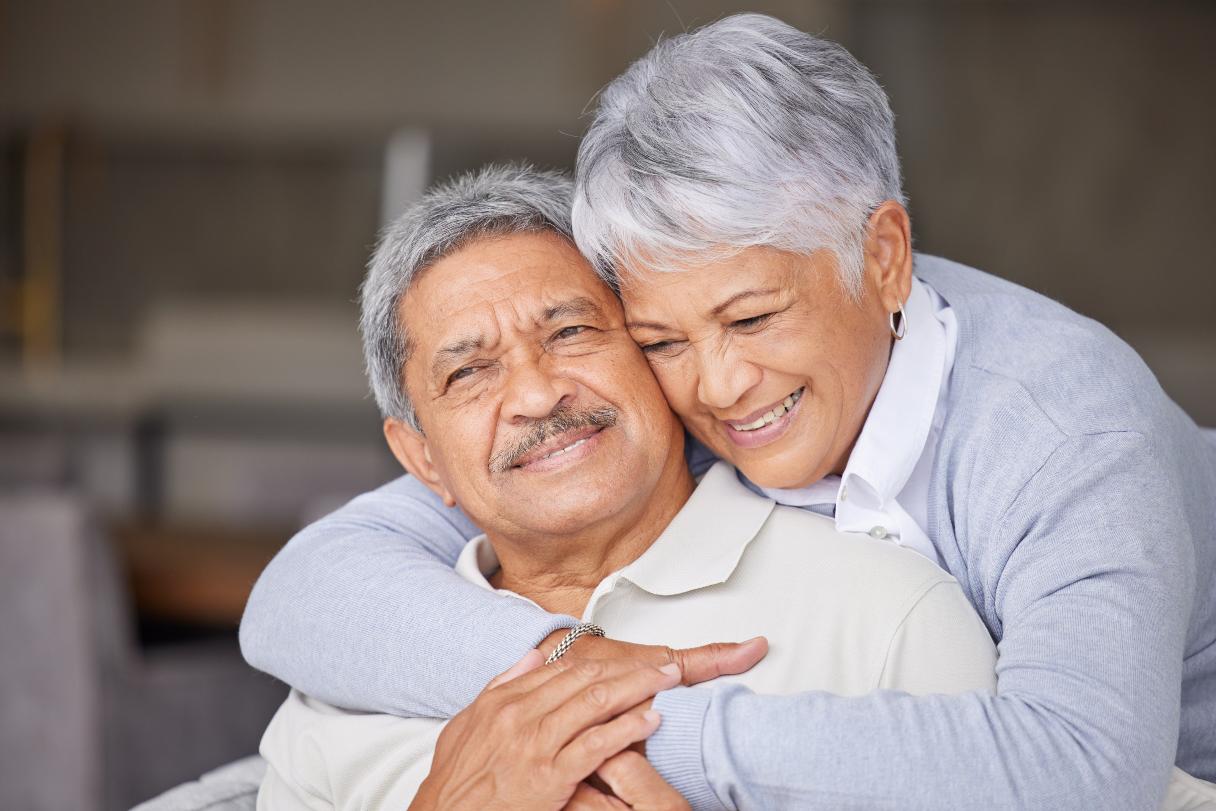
[510,425,607,473]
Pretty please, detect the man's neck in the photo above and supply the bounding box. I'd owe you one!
[487,453,695,617]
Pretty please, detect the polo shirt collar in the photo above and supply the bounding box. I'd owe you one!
[616,461,774,596]
[454,461,775,599]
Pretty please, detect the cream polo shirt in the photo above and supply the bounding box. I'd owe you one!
[257,461,998,811]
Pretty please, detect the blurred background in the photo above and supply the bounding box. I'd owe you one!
[1,1,1213,809]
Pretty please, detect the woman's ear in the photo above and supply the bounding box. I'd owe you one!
[383,418,457,508]
[864,201,914,312]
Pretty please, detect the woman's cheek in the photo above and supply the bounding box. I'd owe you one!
[643,359,683,405]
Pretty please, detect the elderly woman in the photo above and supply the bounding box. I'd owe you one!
[241,13,1216,810]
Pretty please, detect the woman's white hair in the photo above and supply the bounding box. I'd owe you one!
[572,13,905,294]
[360,163,573,429]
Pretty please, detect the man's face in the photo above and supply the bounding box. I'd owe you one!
[392,230,684,540]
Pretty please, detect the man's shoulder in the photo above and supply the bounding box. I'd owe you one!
[260,690,444,808]
[758,505,958,607]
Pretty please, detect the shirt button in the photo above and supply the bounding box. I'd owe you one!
[869,526,888,540]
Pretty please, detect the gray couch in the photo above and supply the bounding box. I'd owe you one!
[0,492,287,811]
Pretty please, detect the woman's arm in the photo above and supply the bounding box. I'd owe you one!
[646,431,1194,810]
[239,473,578,717]
[241,431,723,718]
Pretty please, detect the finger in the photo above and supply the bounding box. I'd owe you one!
[486,649,546,690]
[535,663,680,748]
[554,708,662,782]
[673,637,768,685]
[483,648,596,699]
[504,658,679,723]
[564,782,630,810]
[597,751,690,811]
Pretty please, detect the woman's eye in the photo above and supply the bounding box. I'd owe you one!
[732,313,775,330]
[641,340,677,355]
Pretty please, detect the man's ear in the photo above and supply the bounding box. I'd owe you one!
[864,200,913,313]
[383,417,457,508]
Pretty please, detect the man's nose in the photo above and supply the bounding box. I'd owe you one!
[501,358,577,423]
[694,342,762,411]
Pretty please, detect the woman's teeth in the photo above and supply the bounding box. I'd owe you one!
[542,436,589,460]
[734,388,804,432]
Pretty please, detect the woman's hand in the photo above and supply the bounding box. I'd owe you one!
[409,651,682,811]
[564,752,692,810]
[538,633,768,690]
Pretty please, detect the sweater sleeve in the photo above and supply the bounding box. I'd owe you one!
[238,474,577,718]
[647,430,1195,810]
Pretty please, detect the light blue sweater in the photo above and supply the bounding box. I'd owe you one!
[240,256,1216,810]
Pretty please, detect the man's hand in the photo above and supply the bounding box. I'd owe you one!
[410,652,683,811]
[564,752,692,810]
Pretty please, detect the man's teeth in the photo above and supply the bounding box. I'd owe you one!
[734,389,804,432]
[542,436,589,460]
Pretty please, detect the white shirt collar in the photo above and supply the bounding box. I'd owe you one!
[758,277,951,564]
[840,277,946,508]
[455,462,777,606]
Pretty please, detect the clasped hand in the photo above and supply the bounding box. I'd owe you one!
[409,635,767,810]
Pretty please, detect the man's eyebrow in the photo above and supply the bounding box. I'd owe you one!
[430,334,486,380]
[710,288,780,317]
[541,296,603,323]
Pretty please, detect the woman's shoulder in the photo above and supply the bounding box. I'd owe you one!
[921,255,1170,440]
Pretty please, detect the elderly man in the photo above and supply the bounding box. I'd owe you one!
[255,165,1002,809]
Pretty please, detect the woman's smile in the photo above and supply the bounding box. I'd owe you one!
[722,386,806,448]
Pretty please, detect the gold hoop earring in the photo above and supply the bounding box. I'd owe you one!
[889,303,907,341]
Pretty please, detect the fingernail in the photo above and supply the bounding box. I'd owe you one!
[659,662,681,677]
[643,710,661,725]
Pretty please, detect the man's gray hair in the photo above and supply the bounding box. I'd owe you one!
[572,13,905,293]
[360,163,574,428]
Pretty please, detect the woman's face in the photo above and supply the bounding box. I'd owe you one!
[620,243,904,490]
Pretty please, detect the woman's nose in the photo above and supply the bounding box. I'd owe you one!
[694,344,762,411]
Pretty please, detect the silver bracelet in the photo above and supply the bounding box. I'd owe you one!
[545,623,606,664]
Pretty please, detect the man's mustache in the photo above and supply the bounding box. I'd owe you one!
[489,403,619,473]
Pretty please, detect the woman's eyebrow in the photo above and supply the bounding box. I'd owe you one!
[624,317,671,332]
[710,288,780,317]
[627,287,783,331]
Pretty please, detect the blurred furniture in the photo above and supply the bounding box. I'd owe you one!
[132,756,265,811]
[0,492,288,811]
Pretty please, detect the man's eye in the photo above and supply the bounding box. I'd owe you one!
[553,325,589,340]
[448,366,478,384]
[731,313,775,330]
